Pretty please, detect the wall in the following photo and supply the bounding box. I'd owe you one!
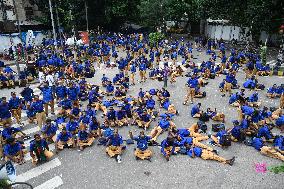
[205,23,280,45]
[205,23,251,41]
[0,31,47,52]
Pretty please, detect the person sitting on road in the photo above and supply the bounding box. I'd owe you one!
[77,124,94,151]
[191,103,202,118]
[161,135,178,161]
[106,129,126,163]
[41,118,58,143]
[30,134,53,165]
[55,127,75,153]
[3,137,25,164]
[129,131,152,161]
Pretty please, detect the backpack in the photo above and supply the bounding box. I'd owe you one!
[219,134,231,146]
[199,112,209,122]
[212,123,225,132]
[256,84,265,90]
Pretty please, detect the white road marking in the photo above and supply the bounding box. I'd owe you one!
[16,158,61,182]
[34,176,63,189]
[23,126,40,135]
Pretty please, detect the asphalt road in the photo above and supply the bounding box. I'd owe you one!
[1,48,284,189]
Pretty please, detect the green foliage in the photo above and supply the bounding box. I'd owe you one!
[0,179,10,188]
[149,32,165,47]
[268,164,284,174]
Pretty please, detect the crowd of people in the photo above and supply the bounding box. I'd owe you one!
[0,32,283,166]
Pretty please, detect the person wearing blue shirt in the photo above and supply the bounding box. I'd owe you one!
[274,136,284,153]
[20,85,34,103]
[191,103,201,118]
[41,119,58,142]
[129,131,152,161]
[129,62,136,85]
[58,96,73,116]
[39,82,55,116]
[55,127,75,153]
[89,117,100,137]
[116,107,128,127]
[150,116,174,141]
[106,107,116,127]
[161,136,178,161]
[248,92,261,107]
[139,62,147,82]
[66,117,79,135]
[0,97,12,126]
[184,75,198,105]
[136,110,152,130]
[101,74,109,87]
[229,121,245,142]
[105,81,114,96]
[77,124,94,151]
[106,129,125,163]
[8,92,23,124]
[252,137,284,161]
[55,82,67,100]
[186,143,234,165]
[275,115,284,133]
[257,125,273,141]
[30,134,53,165]
[211,129,231,147]
[3,137,24,164]
[67,83,80,102]
[30,95,46,128]
[267,84,278,98]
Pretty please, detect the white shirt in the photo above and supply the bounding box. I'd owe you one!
[46,74,55,86]
[38,71,45,84]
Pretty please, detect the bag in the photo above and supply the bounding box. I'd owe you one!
[126,139,134,145]
[179,146,187,154]
[200,123,208,133]
[199,113,209,122]
[219,134,231,146]
[270,107,277,112]
[244,138,253,146]
[212,123,225,132]
[256,84,265,90]
[209,74,215,79]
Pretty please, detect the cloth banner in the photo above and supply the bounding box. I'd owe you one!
[79,31,89,45]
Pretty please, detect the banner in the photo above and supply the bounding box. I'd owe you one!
[79,31,89,45]
[21,32,27,45]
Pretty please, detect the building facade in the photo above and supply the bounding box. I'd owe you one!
[0,0,43,33]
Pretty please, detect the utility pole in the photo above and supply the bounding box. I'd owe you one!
[48,0,57,45]
[85,0,89,32]
[11,0,21,74]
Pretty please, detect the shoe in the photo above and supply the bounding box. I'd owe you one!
[190,101,193,104]
[229,156,235,166]
[183,102,186,105]
[117,155,122,163]
[146,158,151,162]
[209,141,216,146]
[212,149,218,155]
[221,94,225,97]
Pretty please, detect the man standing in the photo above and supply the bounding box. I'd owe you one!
[39,82,55,116]
[30,95,46,128]
[163,65,170,88]
[0,97,12,126]
[8,92,23,125]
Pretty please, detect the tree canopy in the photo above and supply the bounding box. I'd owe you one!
[37,0,284,38]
